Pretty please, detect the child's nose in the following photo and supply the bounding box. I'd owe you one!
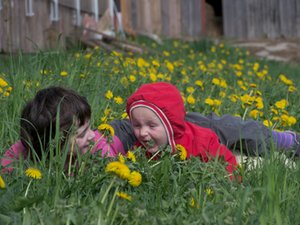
[140,127,148,137]
[88,129,95,140]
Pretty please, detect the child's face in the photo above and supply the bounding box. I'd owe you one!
[74,121,95,154]
[130,107,168,153]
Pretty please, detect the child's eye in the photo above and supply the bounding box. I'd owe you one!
[77,131,86,138]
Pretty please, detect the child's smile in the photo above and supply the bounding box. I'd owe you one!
[130,106,168,153]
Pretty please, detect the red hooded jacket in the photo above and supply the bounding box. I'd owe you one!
[126,82,238,175]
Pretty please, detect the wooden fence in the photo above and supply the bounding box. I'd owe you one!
[2,0,300,53]
[121,0,206,39]
[223,0,300,39]
[0,0,109,53]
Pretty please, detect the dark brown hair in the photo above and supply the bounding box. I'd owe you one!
[20,86,91,159]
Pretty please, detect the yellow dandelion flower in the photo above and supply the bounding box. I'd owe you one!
[187,95,195,105]
[253,62,260,71]
[263,120,273,128]
[0,78,8,87]
[288,86,297,93]
[105,90,113,100]
[213,99,222,106]
[205,98,214,106]
[271,107,279,115]
[176,144,187,160]
[255,97,264,109]
[84,53,92,59]
[98,123,115,137]
[152,60,160,67]
[166,62,174,72]
[186,87,195,94]
[240,94,254,105]
[220,80,228,88]
[219,91,226,98]
[128,171,142,187]
[25,167,42,179]
[190,197,200,209]
[0,175,6,188]
[195,80,204,88]
[150,73,157,82]
[60,71,68,77]
[235,71,242,77]
[212,78,220,85]
[112,51,122,57]
[281,115,297,127]
[288,116,297,126]
[129,75,136,82]
[163,51,170,57]
[114,96,124,104]
[229,94,239,103]
[105,161,131,180]
[118,153,126,164]
[204,188,214,196]
[101,116,107,123]
[137,58,149,67]
[279,74,293,86]
[116,191,132,201]
[275,99,288,109]
[121,112,128,119]
[249,109,261,119]
[127,151,136,162]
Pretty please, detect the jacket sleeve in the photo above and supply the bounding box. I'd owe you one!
[91,130,126,157]
[1,141,27,173]
[108,119,136,152]
[206,133,238,175]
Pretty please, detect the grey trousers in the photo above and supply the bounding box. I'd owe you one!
[110,112,274,156]
[185,112,273,156]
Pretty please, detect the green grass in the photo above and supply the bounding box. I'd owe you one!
[0,39,300,224]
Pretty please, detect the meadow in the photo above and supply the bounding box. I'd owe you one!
[0,39,300,225]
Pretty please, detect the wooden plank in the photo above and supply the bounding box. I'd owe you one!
[136,0,143,31]
[279,0,292,37]
[1,0,12,52]
[180,0,190,37]
[130,0,138,30]
[12,0,21,52]
[121,0,135,35]
[169,0,180,38]
[141,0,153,33]
[223,0,234,38]
[150,0,161,34]
[59,0,106,15]
[192,0,202,37]
[141,0,152,33]
[235,0,246,39]
[160,0,169,36]
[295,0,300,36]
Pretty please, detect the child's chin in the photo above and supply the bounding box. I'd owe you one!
[147,146,159,153]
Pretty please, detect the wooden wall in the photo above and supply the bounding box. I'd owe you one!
[121,0,206,39]
[223,0,300,39]
[0,0,108,53]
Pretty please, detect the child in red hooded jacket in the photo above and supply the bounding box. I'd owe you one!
[126,82,239,175]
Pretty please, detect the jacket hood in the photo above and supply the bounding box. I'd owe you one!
[126,82,186,151]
